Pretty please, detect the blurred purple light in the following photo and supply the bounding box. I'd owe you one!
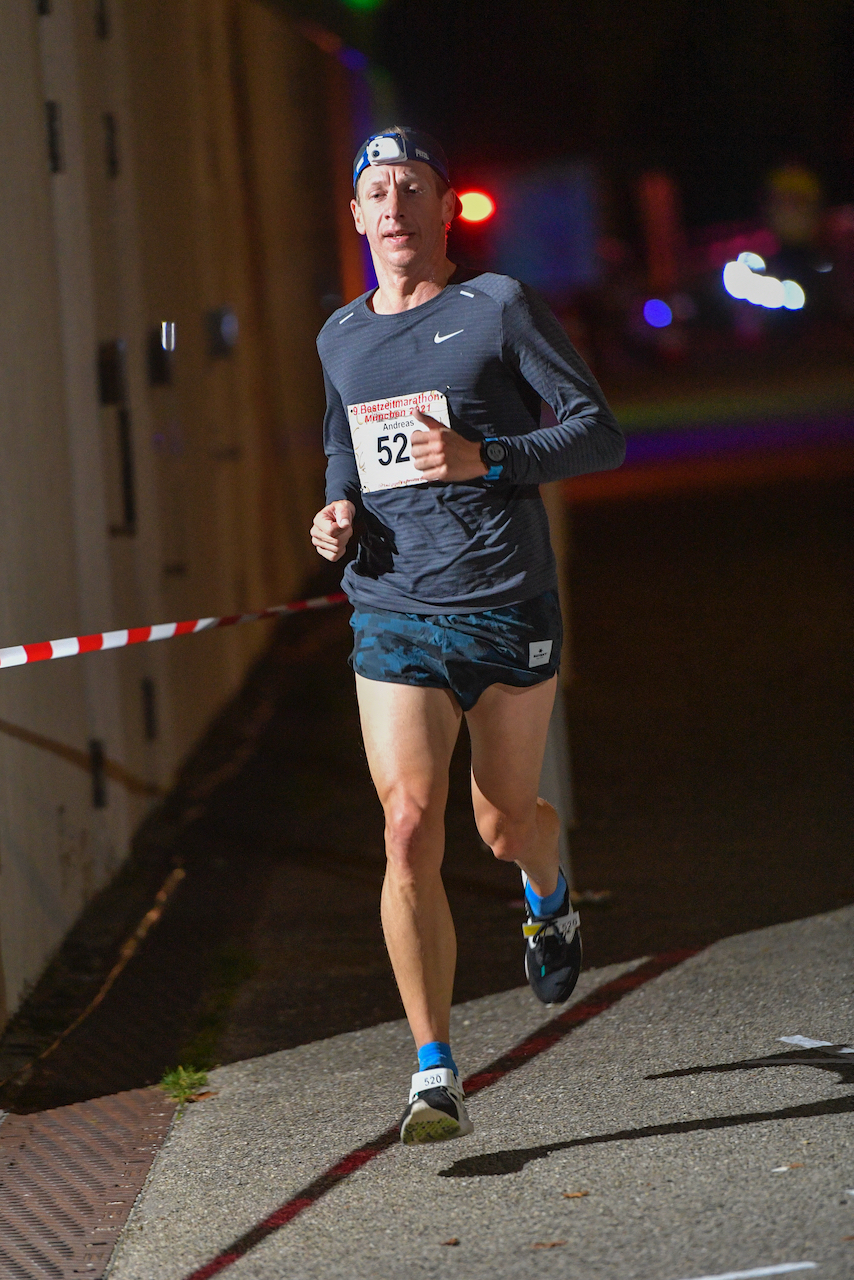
[643,299,673,328]
[624,415,853,465]
[337,46,369,72]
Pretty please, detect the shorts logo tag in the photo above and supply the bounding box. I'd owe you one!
[528,640,553,668]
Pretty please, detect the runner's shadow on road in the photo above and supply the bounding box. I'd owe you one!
[647,1045,854,1085]
[438,1091,854,1178]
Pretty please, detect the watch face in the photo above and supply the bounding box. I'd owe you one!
[485,441,506,463]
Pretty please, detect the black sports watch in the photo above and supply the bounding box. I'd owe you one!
[480,437,508,481]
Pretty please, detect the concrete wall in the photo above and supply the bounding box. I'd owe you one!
[0,0,355,1028]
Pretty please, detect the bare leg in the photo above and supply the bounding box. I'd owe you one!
[466,676,561,897]
[355,675,462,1048]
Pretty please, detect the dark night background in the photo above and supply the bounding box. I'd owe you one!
[376,0,854,229]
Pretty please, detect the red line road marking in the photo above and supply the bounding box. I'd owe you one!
[182,949,698,1280]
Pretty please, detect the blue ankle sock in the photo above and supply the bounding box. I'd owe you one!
[417,1041,458,1076]
[525,870,568,918]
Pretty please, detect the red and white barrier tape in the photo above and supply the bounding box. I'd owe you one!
[0,592,347,670]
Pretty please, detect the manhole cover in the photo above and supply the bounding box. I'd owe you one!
[0,1087,176,1278]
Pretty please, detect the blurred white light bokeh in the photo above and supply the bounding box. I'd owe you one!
[723,256,805,311]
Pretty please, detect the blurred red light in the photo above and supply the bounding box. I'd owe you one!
[458,191,495,223]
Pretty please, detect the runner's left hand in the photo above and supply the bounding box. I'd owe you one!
[410,410,487,482]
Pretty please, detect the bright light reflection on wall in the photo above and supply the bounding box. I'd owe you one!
[722,252,805,310]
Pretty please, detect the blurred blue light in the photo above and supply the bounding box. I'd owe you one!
[643,299,673,328]
[337,46,369,72]
[489,161,600,302]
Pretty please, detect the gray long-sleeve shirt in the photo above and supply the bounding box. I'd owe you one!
[318,270,624,613]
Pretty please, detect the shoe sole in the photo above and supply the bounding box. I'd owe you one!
[400,1104,474,1146]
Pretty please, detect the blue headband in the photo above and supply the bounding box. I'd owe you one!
[353,128,451,191]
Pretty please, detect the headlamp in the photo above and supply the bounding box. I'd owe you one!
[353,128,452,191]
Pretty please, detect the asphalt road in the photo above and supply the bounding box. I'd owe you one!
[108,905,854,1280]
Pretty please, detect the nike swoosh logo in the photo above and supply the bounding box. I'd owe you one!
[434,329,464,344]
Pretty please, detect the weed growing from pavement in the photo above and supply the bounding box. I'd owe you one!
[159,1065,209,1105]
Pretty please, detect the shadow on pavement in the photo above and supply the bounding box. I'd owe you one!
[648,1045,854,1085]
[437,1093,854,1178]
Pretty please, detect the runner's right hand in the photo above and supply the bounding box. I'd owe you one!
[310,500,356,562]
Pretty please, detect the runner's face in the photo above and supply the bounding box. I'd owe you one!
[352,162,454,274]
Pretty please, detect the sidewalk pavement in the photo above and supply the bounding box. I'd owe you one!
[107,905,853,1280]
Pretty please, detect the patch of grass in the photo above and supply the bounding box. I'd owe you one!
[159,1064,208,1105]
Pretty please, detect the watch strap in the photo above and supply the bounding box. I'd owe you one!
[481,436,506,482]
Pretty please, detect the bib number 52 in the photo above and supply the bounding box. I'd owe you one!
[377,433,410,466]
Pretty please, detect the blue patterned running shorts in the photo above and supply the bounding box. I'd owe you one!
[349,590,562,712]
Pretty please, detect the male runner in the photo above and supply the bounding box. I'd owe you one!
[310,128,624,1145]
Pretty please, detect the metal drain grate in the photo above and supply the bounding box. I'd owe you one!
[0,1087,176,1277]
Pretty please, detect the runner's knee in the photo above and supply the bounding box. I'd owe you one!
[383,794,443,877]
[476,810,533,863]
[476,798,558,863]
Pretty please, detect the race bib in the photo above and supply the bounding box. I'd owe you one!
[347,391,450,493]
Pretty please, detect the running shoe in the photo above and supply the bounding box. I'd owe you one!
[399,1067,474,1145]
[522,883,582,1005]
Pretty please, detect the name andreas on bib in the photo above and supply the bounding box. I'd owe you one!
[347,391,450,493]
